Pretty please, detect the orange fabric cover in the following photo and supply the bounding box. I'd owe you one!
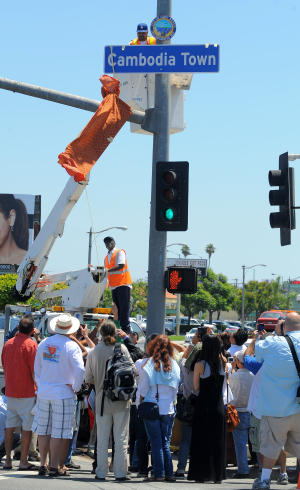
[58,75,132,182]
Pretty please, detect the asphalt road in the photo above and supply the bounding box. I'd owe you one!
[0,454,298,490]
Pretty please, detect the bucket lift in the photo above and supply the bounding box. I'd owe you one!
[118,73,193,134]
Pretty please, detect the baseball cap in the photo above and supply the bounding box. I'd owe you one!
[137,23,148,32]
[103,236,114,243]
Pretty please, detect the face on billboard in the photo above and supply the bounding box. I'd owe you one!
[0,194,40,267]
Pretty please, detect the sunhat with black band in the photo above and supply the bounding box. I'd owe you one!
[48,313,80,336]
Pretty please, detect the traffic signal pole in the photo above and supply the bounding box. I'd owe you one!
[146,0,171,337]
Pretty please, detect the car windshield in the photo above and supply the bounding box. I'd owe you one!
[188,328,197,334]
[260,312,282,319]
[130,321,145,338]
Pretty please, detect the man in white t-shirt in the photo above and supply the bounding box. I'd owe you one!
[34,313,85,477]
[228,328,248,356]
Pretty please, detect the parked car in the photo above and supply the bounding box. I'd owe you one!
[245,321,256,328]
[256,309,296,332]
[227,321,242,328]
[184,327,198,343]
[212,320,231,332]
[184,323,217,343]
[225,326,239,334]
[164,316,201,335]
[243,325,254,337]
[139,319,147,333]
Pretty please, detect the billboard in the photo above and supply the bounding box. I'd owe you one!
[0,194,41,273]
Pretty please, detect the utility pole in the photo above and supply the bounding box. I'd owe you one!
[88,227,92,267]
[241,265,246,325]
[146,0,171,336]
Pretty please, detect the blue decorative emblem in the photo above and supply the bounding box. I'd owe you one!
[150,16,176,41]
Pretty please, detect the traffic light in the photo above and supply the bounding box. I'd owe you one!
[165,267,197,294]
[155,161,189,231]
[269,152,295,246]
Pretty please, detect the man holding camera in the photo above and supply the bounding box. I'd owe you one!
[252,312,300,489]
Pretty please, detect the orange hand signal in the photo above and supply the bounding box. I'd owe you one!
[170,269,182,290]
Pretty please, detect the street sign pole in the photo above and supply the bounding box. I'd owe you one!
[146,0,171,336]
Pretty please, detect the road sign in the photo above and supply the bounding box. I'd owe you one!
[104,45,219,73]
[166,258,207,268]
[166,258,207,277]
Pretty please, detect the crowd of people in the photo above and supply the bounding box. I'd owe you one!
[1,309,300,489]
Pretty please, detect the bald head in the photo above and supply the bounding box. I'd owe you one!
[284,312,300,332]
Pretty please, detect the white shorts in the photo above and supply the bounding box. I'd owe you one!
[6,397,35,431]
[34,397,76,439]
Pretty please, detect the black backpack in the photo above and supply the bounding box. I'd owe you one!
[101,343,136,415]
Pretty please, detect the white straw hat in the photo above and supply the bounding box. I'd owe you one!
[48,313,80,336]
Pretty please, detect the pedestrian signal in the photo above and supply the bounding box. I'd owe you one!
[155,161,189,231]
[165,267,197,294]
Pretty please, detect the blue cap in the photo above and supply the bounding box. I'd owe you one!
[137,23,148,32]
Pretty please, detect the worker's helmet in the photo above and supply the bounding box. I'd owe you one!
[137,23,148,32]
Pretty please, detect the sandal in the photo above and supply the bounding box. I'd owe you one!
[2,465,13,470]
[38,465,48,476]
[49,467,70,477]
[18,463,39,471]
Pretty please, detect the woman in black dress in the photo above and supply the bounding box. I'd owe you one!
[188,334,226,484]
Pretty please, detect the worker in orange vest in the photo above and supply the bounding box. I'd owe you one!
[130,23,156,46]
[103,236,132,334]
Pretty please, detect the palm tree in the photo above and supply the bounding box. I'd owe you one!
[205,243,216,268]
[181,244,191,258]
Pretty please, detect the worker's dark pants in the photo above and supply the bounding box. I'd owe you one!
[112,286,131,334]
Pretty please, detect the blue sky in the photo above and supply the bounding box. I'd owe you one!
[1,0,300,286]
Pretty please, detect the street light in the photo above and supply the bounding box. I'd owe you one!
[166,242,189,258]
[241,264,267,325]
[166,242,189,336]
[87,226,128,266]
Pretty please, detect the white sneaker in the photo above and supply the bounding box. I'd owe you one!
[277,473,288,485]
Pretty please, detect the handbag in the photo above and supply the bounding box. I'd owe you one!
[138,385,159,420]
[225,366,240,432]
[285,335,300,403]
[176,392,195,425]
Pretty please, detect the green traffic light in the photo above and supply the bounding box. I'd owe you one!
[165,208,174,220]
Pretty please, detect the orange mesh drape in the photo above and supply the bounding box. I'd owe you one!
[58,75,132,182]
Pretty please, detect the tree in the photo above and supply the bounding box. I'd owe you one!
[101,280,148,317]
[202,269,237,323]
[130,280,147,317]
[181,244,191,258]
[0,274,70,311]
[101,289,112,308]
[0,274,18,311]
[232,278,295,320]
[205,243,216,267]
[181,283,215,323]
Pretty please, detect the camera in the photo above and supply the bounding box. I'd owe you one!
[258,324,264,332]
[228,357,234,363]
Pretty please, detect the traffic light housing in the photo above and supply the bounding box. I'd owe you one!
[269,152,295,246]
[165,267,197,294]
[155,161,189,231]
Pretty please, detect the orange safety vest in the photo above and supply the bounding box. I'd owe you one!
[105,248,132,288]
[129,37,156,45]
